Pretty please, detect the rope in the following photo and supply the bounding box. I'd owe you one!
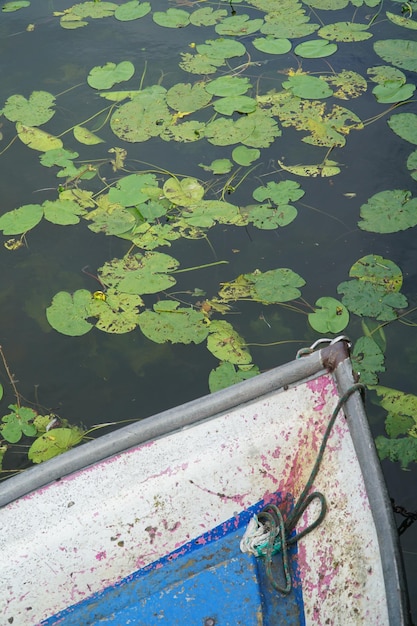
[240,382,365,595]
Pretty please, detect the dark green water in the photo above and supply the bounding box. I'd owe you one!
[1,0,417,618]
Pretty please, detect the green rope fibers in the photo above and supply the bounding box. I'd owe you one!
[261,382,365,595]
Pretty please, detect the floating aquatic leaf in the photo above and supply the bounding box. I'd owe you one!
[241,109,281,148]
[99,89,142,102]
[179,52,224,75]
[46,290,93,336]
[308,297,349,333]
[68,1,117,18]
[28,427,84,463]
[1,405,37,443]
[376,436,417,470]
[253,180,305,205]
[59,14,87,29]
[278,159,341,177]
[129,222,181,250]
[40,148,79,169]
[87,61,135,90]
[232,146,260,166]
[166,82,212,112]
[386,11,417,31]
[215,14,263,36]
[303,0,348,8]
[2,91,55,126]
[110,87,170,142]
[372,81,415,104]
[245,203,298,230]
[16,122,63,151]
[351,336,385,385]
[213,95,257,115]
[337,271,407,321]
[0,204,43,234]
[199,158,233,174]
[163,177,204,206]
[108,173,158,207]
[323,70,367,100]
[73,125,104,145]
[260,3,319,38]
[181,200,243,228]
[367,65,406,84]
[190,7,227,26]
[372,386,417,435]
[197,38,246,60]
[294,39,337,58]
[89,289,143,333]
[206,320,251,365]
[139,300,208,344]
[205,75,251,97]
[374,39,417,72]
[246,268,306,303]
[252,37,292,55]
[42,198,83,225]
[209,362,260,393]
[349,254,403,292]
[407,150,417,181]
[2,1,30,11]
[87,201,136,235]
[318,22,372,42]
[153,8,190,28]
[272,98,362,147]
[99,251,179,295]
[160,120,206,143]
[114,0,150,21]
[387,113,417,145]
[358,189,417,233]
[283,74,333,99]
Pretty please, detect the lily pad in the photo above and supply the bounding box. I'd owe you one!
[2,1,30,11]
[213,95,257,115]
[46,290,93,336]
[110,87,170,142]
[89,289,143,333]
[215,14,263,36]
[28,427,84,463]
[16,123,63,151]
[139,300,208,344]
[294,39,337,58]
[376,436,417,470]
[252,37,291,55]
[114,0,150,21]
[108,173,158,207]
[87,61,135,90]
[337,282,407,321]
[374,39,417,72]
[278,159,341,177]
[2,91,55,126]
[153,8,190,28]
[232,146,260,166]
[99,251,179,295]
[73,125,105,145]
[1,406,37,443]
[196,38,246,60]
[358,189,417,233]
[253,180,305,205]
[318,22,372,42]
[190,7,227,26]
[206,320,252,365]
[283,74,333,99]
[349,254,403,292]
[0,204,43,234]
[245,268,306,303]
[246,203,298,230]
[308,297,349,333]
[166,82,212,112]
[407,150,417,181]
[208,362,259,393]
[387,113,417,145]
[199,159,233,174]
[352,336,385,385]
[42,198,83,225]
[205,75,251,97]
[373,81,415,104]
[386,11,417,31]
[163,177,205,206]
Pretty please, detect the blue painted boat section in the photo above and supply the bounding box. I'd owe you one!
[43,493,305,625]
